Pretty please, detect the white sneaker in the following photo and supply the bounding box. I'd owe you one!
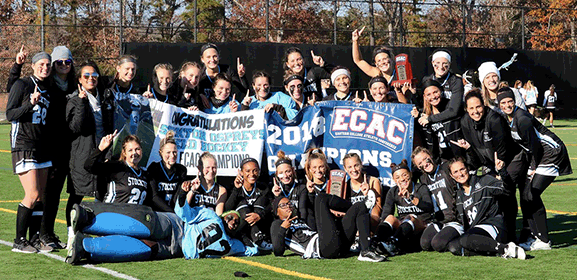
[503,242,526,260]
[67,227,75,250]
[350,237,361,253]
[530,238,552,251]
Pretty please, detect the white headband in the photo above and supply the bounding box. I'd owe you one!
[331,69,350,85]
[432,51,451,63]
[478,62,500,83]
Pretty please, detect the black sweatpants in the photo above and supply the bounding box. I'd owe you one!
[448,226,506,256]
[520,174,555,243]
[41,164,68,237]
[420,223,461,252]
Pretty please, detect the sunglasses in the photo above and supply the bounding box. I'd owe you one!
[82,72,100,79]
[55,59,72,66]
[278,202,293,209]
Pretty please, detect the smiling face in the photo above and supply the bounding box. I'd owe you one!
[213,79,231,101]
[412,151,435,174]
[276,197,294,220]
[241,162,260,185]
[309,158,327,181]
[276,163,295,185]
[223,212,240,232]
[286,52,304,75]
[334,74,350,94]
[392,168,412,189]
[424,85,442,107]
[285,79,303,101]
[370,81,388,102]
[182,66,201,89]
[200,157,217,182]
[123,141,142,167]
[432,57,450,77]
[344,157,362,181]
[201,48,219,70]
[54,59,72,75]
[79,66,98,92]
[156,68,172,92]
[449,161,469,185]
[116,62,136,83]
[466,96,485,122]
[253,76,270,100]
[499,97,516,115]
[374,52,392,73]
[160,142,177,168]
[32,59,51,80]
[483,72,500,92]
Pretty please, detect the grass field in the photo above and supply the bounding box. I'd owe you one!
[0,121,576,280]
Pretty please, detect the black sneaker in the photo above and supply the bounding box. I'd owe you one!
[40,233,66,250]
[71,204,93,233]
[358,249,387,262]
[30,234,53,253]
[12,237,38,254]
[65,232,87,265]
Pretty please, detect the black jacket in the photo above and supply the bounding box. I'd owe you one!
[422,72,464,123]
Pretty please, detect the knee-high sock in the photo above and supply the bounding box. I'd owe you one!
[16,203,33,240]
[29,202,44,239]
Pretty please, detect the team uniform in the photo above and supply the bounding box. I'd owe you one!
[203,96,240,114]
[543,90,557,112]
[423,98,462,162]
[345,176,383,232]
[225,183,272,242]
[322,91,355,102]
[190,181,224,212]
[422,72,464,116]
[299,66,332,100]
[149,86,179,105]
[301,181,327,231]
[147,161,188,212]
[273,182,308,219]
[84,148,150,205]
[244,91,298,120]
[198,64,249,99]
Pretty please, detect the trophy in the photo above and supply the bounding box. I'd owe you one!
[395,54,417,84]
[327,170,347,199]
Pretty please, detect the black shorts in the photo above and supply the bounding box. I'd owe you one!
[545,108,555,114]
[11,150,52,174]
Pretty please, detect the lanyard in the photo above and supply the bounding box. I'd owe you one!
[427,165,440,182]
[440,72,451,87]
[242,184,257,197]
[152,88,168,102]
[281,182,296,198]
[30,76,47,94]
[315,181,327,192]
[116,83,133,95]
[160,163,174,181]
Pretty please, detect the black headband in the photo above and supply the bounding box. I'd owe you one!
[284,75,304,86]
[496,88,516,104]
[275,158,292,168]
[200,43,219,56]
[372,48,392,61]
[391,164,410,175]
[369,76,388,88]
[240,157,258,169]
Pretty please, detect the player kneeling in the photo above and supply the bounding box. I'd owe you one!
[65,200,257,264]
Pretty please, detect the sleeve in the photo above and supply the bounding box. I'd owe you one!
[227,238,259,257]
[6,62,23,92]
[380,187,396,221]
[270,219,287,256]
[297,187,309,220]
[415,185,434,213]
[282,96,298,120]
[483,175,508,197]
[517,116,543,171]
[84,147,112,174]
[427,76,464,123]
[253,187,272,218]
[6,80,34,122]
[224,187,242,211]
[66,95,89,134]
[488,114,510,164]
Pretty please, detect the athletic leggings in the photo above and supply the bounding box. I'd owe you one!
[314,193,370,258]
[235,205,271,243]
[448,226,506,256]
[40,165,68,236]
[501,152,529,242]
[420,223,461,252]
[520,174,555,243]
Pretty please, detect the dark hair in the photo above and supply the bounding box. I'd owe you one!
[390,159,410,175]
[252,71,270,85]
[447,156,467,171]
[76,60,101,81]
[372,46,393,63]
[119,135,142,162]
[411,146,433,165]
[464,88,484,105]
[282,47,303,73]
[200,43,219,57]
[212,73,232,89]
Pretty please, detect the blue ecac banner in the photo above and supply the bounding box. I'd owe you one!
[265,101,414,186]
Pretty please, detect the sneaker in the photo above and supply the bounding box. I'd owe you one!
[550,124,555,128]
[358,249,387,262]
[11,237,38,254]
[518,236,536,251]
[530,238,552,251]
[66,232,87,265]
[71,204,93,233]
[365,190,376,210]
[503,242,526,260]
[375,238,400,256]
[256,240,273,251]
[30,234,53,253]
[350,237,361,253]
[40,233,66,250]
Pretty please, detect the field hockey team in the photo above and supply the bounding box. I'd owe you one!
[5,37,570,263]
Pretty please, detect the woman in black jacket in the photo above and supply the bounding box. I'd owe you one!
[283,47,332,101]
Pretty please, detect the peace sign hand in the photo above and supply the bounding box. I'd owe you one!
[281,215,297,229]
[272,177,282,197]
[305,175,315,193]
[78,84,87,99]
[353,90,363,104]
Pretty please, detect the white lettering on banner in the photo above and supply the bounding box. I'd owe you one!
[266,115,326,146]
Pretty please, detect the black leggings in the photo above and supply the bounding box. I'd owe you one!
[420,223,461,252]
[448,226,506,256]
[501,153,528,242]
[41,165,68,236]
[314,193,370,258]
[520,174,555,243]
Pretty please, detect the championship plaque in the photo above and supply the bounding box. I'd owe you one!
[395,54,415,84]
[327,170,347,199]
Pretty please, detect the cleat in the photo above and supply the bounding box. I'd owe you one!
[66,232,87,265]
[350,237,361,253]
[41,233,66,250]
[30,234,53,253]
[12,237,38,254]
[71,204,93,234]
[358,249,386,262]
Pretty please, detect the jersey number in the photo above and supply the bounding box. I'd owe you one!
[32,105,47,125]
[435,192,448,211]
[437,130,447,148]
[197,223,231,257]
[467,206,478,225]
[128,188,147,204]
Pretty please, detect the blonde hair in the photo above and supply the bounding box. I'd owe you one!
[159,130,176,152]
[524,80,535,91]
[179,61,202,77]
[304,148,329,181]
[119,135,141,162]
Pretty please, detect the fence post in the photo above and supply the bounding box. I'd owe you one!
[398,2,403,46]
[333,0,337,45]
[521,8,525,50]
[221,0,226,42]
[461,0,466,49]
[119,0,123,55]
[369,0,374,46]
[41,0,45,51]
[194,0,197,43]
[266,0,270,42]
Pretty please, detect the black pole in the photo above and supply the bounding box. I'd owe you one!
[194,0,197,43]
[41,0,45,51]
[462,0,466,49]
[398,2,403,46]
[119,0,123,55]
[521,8,525,50]
[266,0,270,42]
[369,0,374,46]
[333,0,337,45]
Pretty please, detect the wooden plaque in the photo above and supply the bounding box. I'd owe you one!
[327,169,347,199]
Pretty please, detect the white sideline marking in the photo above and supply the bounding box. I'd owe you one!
[0,239,139,280]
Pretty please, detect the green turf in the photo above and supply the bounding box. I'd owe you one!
[0,121,576,280]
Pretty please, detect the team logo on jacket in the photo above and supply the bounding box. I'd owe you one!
[330,106,408,152]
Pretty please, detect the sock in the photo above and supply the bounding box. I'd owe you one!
[376,222,393,241]
[16,203,33,240]
[28,202,44,240]
[394,222,414,240]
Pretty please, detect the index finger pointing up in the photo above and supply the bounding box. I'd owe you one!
[237,57,241,65]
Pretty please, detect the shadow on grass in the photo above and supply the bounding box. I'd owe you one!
[548,214,577,248]
[552,177,577,183]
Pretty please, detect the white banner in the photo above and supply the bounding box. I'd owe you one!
[147,100,266,176]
